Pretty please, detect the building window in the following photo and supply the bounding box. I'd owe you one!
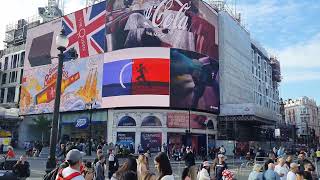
[1,73,7,84]
[9,71,17,83]
[0,88,4,103]
[20,52,25,67]
[4,57,8,70]
[7,87,15,103]
[11,54,18,69]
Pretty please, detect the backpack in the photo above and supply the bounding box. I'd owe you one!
[56,168,81,180]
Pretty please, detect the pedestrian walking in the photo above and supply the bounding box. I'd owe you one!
[274,158,288,180]
[82,161,94,180]
[102,143,109,157]
[261,163,280,180]
[183,147,197,179]
[215,154,228,180]
[287,163,299,180]
[6,146,15,159]
[111,157,137,180]
[264,153,276,171]
[303,163,313,180]
[219,145,226,155]
[248,164,262,180]
[285,155,293,170]
[13,155,30,180]
[108,150,119,179]
[297,152,315,172]
[154,152,174,180]
[137,154,156,180]
[94,155,105,180]
[56,149,85,180]
[197,161,210,180]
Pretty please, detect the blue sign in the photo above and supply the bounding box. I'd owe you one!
[75,117,89,129]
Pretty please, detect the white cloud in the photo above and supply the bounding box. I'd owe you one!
[269,33,320,83]
[276,33,320,68]
[0,0,87,49]
[64,0,86,15]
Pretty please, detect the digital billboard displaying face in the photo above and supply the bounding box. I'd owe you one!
[105,0,219,60]
[170,49,219,113]
[20,54,103,115]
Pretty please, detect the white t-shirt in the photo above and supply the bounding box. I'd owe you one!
[286,171,296,180]
[274,164,288,180]
[56,166,85,180]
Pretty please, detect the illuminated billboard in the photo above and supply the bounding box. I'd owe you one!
[170,48,219,113]
[20,54,103,115]
[20,0,219,114]
[105,0,219,60]
[101,47,170,108]
[24,18,62,69]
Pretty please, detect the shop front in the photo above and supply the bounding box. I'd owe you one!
[111,109,217,155]
[60,111,108,143]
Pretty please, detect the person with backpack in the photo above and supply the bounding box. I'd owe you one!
[56,149,85,180]
[94,155,105,180]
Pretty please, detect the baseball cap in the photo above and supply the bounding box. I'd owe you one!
[290,163,300,168]
[66,149,85,163]
[203,161,210,167]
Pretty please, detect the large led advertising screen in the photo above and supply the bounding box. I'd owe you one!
[102,47,170,108]
[20,0,219,115]
[105,0,219,60]
[20,54,103,115]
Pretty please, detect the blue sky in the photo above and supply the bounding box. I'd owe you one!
[236,0,320,104]
[0,0,319,104]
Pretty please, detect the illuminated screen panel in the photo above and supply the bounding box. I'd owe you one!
[19,54,104,115]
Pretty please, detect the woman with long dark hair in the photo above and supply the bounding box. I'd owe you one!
[154,152,174,180]
[111,157,137,180]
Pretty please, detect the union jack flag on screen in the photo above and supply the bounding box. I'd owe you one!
[62,1,106,58]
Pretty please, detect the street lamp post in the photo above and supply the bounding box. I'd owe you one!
[46,30,68,173]
[85,100,95,156]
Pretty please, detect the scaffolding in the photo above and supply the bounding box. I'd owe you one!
[4,16,41,48]
[270,56,282,83]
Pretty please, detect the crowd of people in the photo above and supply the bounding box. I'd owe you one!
[44,143,231,180]
[248,150,317,180]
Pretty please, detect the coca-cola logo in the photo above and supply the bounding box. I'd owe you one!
[143,0,191,31]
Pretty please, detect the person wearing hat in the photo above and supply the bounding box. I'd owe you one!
[287,163,299,180]
[215,154,228,180]
[197,161,211,180]
[56,149,85,180]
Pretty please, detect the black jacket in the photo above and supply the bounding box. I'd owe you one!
[184,152,195,167]
[13,161,30,177]
[215,162,228,180]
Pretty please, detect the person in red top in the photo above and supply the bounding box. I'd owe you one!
[6,146,15,159]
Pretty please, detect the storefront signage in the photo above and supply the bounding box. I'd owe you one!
[75,117,89,129]
[117,132,135,147]
[141,132,162,152]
